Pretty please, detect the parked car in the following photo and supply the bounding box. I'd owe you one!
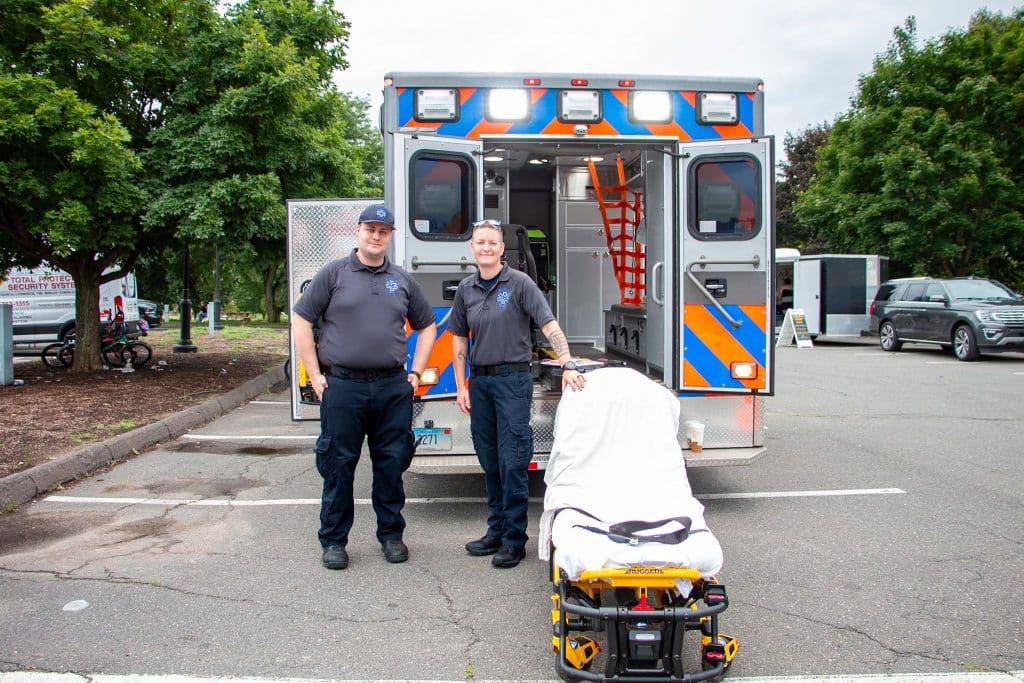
[868,276,1024,361]
[136,298,162,327]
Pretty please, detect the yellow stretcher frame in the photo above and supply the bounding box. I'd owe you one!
[549,553,738,682]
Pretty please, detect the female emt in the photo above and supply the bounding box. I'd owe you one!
[450,219,585,568]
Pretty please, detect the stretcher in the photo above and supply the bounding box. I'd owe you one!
[539,368,739,681]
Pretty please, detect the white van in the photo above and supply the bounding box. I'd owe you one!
[0,264,139,345]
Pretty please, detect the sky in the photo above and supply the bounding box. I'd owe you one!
[331,0,1020,153]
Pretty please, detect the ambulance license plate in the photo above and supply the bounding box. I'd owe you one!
[413,427,452,451]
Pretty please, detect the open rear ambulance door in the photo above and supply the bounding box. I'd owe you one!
[390,133,483,400]
[675,138,774,395]
[287,198,378,420]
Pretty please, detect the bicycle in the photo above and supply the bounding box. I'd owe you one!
[40,319,153,369]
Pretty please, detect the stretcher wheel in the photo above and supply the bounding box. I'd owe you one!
[701,635,737,680]
[554,653,592,682]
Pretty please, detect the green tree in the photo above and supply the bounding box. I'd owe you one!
[1,0,190,369]
[2,0,380,368]
[145,0,381,322]
[797,11,1024,290]
[776,122,831,253]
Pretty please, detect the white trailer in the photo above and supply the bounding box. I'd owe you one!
[792,254,889,337]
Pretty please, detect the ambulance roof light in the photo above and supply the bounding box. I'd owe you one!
[570,78,589,87]
[628,91,671,124]
[486,88,531,122]
[558,90,601,123]
[414,88,459,122]
[697,92,738,125]
[383,77,393,87]
[523,78,541,86]
[618,80,636,88]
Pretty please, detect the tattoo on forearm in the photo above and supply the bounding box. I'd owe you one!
[456,349,467,361]
[547,330,570,358]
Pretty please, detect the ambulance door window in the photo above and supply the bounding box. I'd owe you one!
[408,152,474,240]
[689,155,760,240]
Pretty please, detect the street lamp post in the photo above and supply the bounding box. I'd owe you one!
[173,246,198,353]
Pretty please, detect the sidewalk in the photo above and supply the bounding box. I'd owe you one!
[0,364,287,511]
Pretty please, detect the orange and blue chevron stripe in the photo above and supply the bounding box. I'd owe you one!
[397,88,755,140]
[407,306,459,398]
[682,304,767,391]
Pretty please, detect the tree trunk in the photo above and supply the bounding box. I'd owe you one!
[68,265,104,372]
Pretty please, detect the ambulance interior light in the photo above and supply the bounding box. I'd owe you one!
[629,91,671,123]
[414,89,458,122]
[697,92,738,125]
[486,88,530,122]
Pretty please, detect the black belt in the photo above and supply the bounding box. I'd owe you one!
[470,362,531,376]
[328,365,404,381]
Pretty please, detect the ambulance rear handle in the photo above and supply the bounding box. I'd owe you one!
[685,257,761,329]
[410,256,478,271]
[651,261,664,305]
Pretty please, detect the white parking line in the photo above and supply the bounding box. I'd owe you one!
[43,488,905,507]
[182,434,317,440]
[2,671,1021,682]
[249,400,291,405]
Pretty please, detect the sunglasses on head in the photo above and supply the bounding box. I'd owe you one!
[472,219,502,229]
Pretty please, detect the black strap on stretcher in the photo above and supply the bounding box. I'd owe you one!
[562,507,708,546]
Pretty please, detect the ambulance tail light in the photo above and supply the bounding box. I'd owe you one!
[730,362,757,380]
[419,367,441,386]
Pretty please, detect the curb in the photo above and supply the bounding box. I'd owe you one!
[0,363,287,512]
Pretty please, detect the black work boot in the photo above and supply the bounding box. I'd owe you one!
[381,539,409,563]
[322,544,349,570]
[491,545,526,568]
[465,535,502,556]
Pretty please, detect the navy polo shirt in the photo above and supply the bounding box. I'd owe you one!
[450,264,555,366]
[293,250,434,370]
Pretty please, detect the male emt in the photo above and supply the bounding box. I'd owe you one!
[292,204,437,569]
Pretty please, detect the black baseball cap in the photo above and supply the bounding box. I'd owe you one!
[358,204,395,228]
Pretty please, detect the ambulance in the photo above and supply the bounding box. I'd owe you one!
[288,72,775,472]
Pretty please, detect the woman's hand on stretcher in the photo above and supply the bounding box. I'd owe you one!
[561,369,586,392]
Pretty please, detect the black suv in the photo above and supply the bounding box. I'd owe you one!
[868,276,1024,361]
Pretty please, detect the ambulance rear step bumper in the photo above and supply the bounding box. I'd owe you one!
[408,446,766,475]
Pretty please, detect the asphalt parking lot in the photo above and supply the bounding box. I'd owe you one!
[1,339,1023,681]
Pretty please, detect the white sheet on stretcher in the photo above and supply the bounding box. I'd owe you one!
[538,367,723,582]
